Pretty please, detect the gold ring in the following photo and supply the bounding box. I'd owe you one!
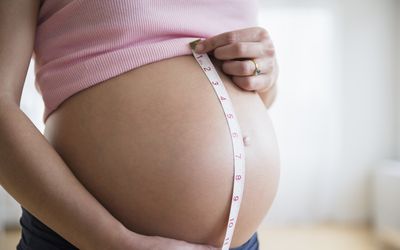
[250,59,261,76]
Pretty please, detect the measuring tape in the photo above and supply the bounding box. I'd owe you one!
[189,39,246,250]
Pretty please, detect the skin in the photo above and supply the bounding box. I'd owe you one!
[43,52,281,248]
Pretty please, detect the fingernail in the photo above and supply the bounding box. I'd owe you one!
[195,43,205,53]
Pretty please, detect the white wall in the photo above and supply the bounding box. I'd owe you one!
[334,0,397,223]
[258,4,343,225]
[397,0,400,160]
[258,0,398,226]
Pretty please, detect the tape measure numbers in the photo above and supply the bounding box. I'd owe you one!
[189,39,247,250]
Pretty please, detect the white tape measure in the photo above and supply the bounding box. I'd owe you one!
[190,39,246,250]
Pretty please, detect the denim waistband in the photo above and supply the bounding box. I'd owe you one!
[229,232,259,250]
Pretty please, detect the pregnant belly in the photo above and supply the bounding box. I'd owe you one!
[43,54,281,248]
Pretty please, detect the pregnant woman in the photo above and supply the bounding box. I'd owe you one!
[0,0,280,249]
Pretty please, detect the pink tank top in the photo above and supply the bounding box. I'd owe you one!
[33,0,259,123]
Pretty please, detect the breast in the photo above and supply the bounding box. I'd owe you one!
[43,54,281,248]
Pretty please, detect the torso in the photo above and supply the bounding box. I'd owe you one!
[43,54,281,248]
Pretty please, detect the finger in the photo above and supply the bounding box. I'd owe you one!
[194,26,270,53]
[232,74,273,92]
[222,57,274,76]
[213,41,274,60]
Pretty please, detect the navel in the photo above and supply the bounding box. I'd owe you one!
[243,135,251,147]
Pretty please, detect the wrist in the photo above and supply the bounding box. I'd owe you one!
[107,222,132,250]
[87,216,130,250]
[110,223,147,250]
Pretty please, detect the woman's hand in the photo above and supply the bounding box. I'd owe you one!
[194,26,278,94]
[138,235,221,250]
[116,228,221,250]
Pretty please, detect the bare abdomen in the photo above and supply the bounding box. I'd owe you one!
[43,55,281,248]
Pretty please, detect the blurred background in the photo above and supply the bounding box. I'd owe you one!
[1,0,399,249]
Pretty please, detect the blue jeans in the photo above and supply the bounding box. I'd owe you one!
[229,232,259,250]
[17,206,259,249]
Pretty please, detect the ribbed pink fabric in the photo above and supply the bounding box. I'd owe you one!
[33,0,259,123]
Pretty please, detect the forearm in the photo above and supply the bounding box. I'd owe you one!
[257,82,278,109]
[0,100,136,249]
